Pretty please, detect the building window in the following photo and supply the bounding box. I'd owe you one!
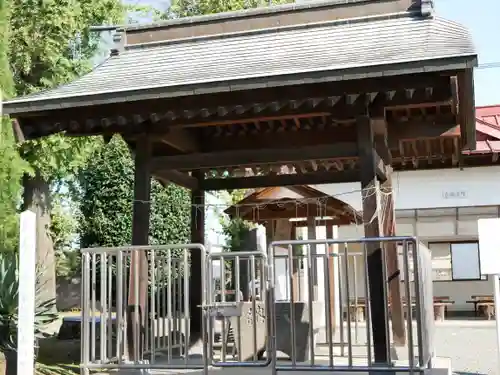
[428,242,487,281]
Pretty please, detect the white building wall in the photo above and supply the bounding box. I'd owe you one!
[313,166,500,312]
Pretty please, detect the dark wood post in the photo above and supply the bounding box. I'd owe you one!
[356,115,390,363]
[190,170,205,342]
[325,225,337,333]
[127,135,152,360]
[372,119,406,346]
[307,217,318,300]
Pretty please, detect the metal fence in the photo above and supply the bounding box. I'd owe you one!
[267,236,435,373]
[79,236,435,374]
[80,244,208,374]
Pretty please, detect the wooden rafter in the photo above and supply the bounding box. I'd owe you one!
[151,143,358,171]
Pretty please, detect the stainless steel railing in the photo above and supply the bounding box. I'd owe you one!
[79,236,435,375]
[268,236,435,373]
[202,250,273,368]
[79,244,208,374]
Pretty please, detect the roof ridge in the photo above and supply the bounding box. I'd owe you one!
[124,11,423,52]
[432,16,473,32]
[123,0,406,33]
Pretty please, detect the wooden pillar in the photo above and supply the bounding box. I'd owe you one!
[307,217,318,299]
[291,224,300,302]
[190,170,205,341]
[356,115,390,363]
[372,119,406,346]
[127,135,152,360]
[381,173,406,346]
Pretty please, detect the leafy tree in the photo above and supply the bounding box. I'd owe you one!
[75,135,191,307]
[50,190,80,278]
[0,0,28,253]
[77,135,191,248]
[8,0,125,305]
[168,0,294,18]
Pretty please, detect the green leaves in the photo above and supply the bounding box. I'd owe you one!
[77,135,191,249]
[0,252,58,351]
[168,0,295,18]
[8,0,125,181]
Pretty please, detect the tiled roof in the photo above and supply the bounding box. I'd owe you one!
[476,105,500,129]
[462,105,500,155]
[3,11,476,114]
[464,140,500,154]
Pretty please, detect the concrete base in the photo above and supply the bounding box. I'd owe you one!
[91,355,452,375]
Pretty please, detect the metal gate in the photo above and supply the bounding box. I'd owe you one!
[267,236,435,374]
[80,244,209,374]
[201,249,273,369]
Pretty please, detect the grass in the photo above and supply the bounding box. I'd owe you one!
[36,337,80,375]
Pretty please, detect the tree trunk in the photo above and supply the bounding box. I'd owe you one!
[3,350,16,375]
[22,172,57,309]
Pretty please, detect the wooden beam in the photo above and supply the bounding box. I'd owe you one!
[204,127,355,152]
[202,169,360,191]
[201,116,456,154]
[457,69,476,149]
[156,170,199,190]
[373,150,389,182]
[24,72,452,126]
[170,112,330,129]
[292,218,353,227]
[229,204,352,222]
[190,171,205,342]
[381,172,405,346]
[387,115,458,147]
[127,135,152,361]
[152,143,358,171]
[160,127,200,152]
[374,118,406,346]
[356,115,390,364]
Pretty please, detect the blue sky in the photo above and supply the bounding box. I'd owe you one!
[435,0,500,106]
[113,0,499,106]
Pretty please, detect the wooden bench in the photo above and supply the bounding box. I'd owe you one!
[433,296,454,321]
[466,295,494,318]
[347,298,366,321]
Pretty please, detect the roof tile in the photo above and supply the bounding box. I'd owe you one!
[4,12,476,114]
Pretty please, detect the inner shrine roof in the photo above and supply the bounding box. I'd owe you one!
[4,10,476,115]
[224,185,361,225]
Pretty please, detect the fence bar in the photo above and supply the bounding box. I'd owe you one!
[322,250,334,367]
[363,242,373,366]
[343,243,353,366]
[116,252,124,363]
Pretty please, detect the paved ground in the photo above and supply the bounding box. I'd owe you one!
[434,320,497,375]
[331,320,499,375]
[70,318,499,375]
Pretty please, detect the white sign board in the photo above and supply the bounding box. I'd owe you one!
[478,218,500,275]
[17,210,37,375]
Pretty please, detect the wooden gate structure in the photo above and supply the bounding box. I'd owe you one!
[4,0,477,366]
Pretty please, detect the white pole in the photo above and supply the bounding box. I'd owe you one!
[493,274,500,375]
[18,210,37,375]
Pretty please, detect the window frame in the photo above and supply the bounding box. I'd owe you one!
[428,240,487,282]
